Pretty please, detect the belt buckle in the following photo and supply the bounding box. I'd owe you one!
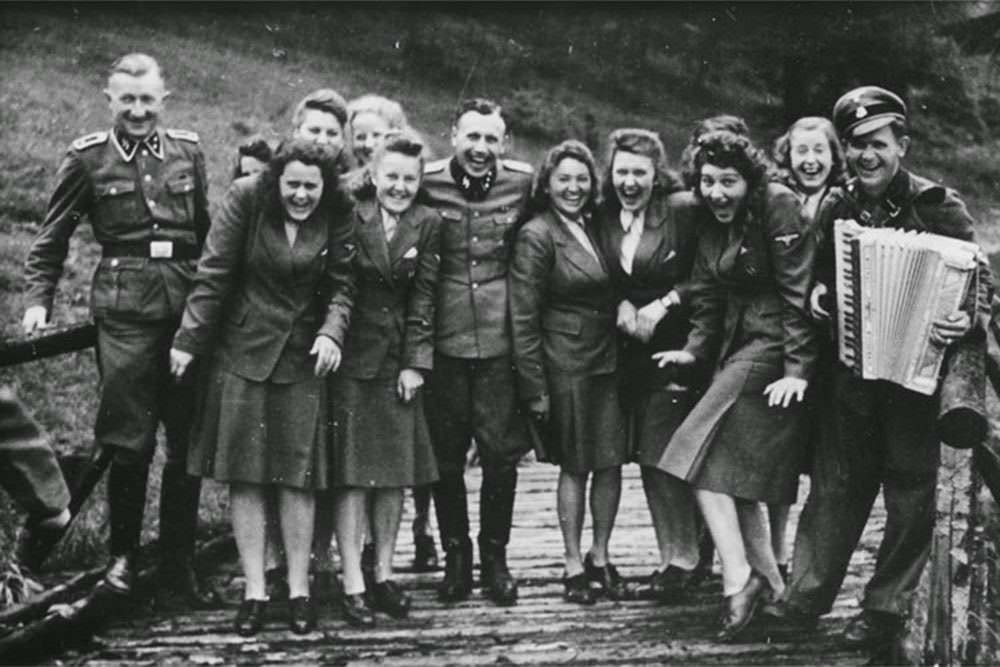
[149,241,174,258]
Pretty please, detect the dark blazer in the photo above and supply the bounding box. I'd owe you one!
[338,200,441,380]
[510,210,618,401]
[684,182,816,380]
[173,174,355,383]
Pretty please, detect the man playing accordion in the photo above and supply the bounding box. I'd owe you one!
[764,85,991,648]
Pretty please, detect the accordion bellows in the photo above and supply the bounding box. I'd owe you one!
[833,218,979,395]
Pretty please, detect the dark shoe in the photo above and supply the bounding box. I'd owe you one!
[340,592,376,627]
[160,558,222,609]
[235,599,267,637]
[640,565,697,603]
[288,596,316,634]
[14,516,69,574]
[412,534,439,572]
[266,566,289,601]
[583,554,635,601]
[563,572,596,605]
[479,539,518,606]
[843,610,905,648]
[438,537,473,602]
[102,554,136,595]
[717,570,768,642]
[371,579,411,619]
[361,542,376,592]
[759,600,820,632]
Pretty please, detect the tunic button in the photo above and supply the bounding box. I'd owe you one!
[109,187,117,195]
[148,199,156,208]
[473,211,480,217]
[382,307,389,313]
[142,150,149,157]
[153,224,160,230]
[472,282,479,289]
[472,236,479,243]
[471,259,478,266]
[110,258,119,267]
[144,174,152,182]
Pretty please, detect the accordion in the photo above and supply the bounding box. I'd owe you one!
[833,218,979,395]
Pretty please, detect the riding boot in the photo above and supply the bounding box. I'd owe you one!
[433,472,472,601]
[438,537,473,602]
[157,461,221,608]
[105,459,147,596]
[479,463,518,605]
[479,537,517,606]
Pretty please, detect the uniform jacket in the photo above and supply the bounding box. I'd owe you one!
[684,182,816,380]
[421,158,533,359]
[173,175,355,384]
[337,199,441,380]
[510,210,618,401]
[25,128,211,320]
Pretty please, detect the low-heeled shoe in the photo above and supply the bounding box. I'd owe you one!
[843,609,905,648]
[235,599,267,637]
[717,571,767,642]
[583,554,635,601]
[563,572,596,605]
[372,580,411,618]
[412,534,439,572]
[288,596,316,634]
[340,592,376,627]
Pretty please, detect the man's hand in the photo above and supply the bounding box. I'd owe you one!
[634,299,668,343]
[617,300,638,337]
[652,350,696,368]
[930,310,972,347]
[763,377,808,408]
[397,368,424,403]
[527,395,549,424]
[311,336,341,376]
[810,283,830,321]
[169,348,194,380]
[22,306,50,335]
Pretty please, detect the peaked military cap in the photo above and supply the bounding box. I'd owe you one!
[832,85,907,139]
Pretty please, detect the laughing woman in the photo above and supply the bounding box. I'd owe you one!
[653,130,816,641]
[510,140,628,605]
[330,134,441,626]
[170,139,355,636]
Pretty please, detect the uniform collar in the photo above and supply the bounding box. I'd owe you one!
[112,127,164,162]
[449,157,497,202]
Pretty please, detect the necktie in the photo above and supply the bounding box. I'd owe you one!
[620,209,643,275]
[383,212,398,242]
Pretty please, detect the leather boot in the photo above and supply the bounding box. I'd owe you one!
[157,462,221,608]
[437,537,473,602]
[479,537,518,606]
[105,460,147,596]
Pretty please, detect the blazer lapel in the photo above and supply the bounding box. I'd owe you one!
[388,206,422,266]
[631,198,666,276]
[356,200,393,283]
[290,212,329,279]
[550,211,606,283]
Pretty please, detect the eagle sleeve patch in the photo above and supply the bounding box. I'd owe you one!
[71,131,108,151]
[773,232,801,247]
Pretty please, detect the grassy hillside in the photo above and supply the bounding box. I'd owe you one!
[1,3,999,570]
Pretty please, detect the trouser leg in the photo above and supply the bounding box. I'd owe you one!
[426,354,473,546]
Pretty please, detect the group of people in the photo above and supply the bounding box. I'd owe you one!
[12,50,987,653]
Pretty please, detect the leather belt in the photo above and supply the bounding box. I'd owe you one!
[102,241,201,260]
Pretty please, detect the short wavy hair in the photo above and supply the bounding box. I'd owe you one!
[689,130,771,224]
[771,116,848,191]
[452,97,507,128]
[352,132,427,201]
[261,138,351,223]
[231,135,273,181]
[680,115,750,189]
[526,139,600,219]
[601,128,684,211]
[291,88,349,132]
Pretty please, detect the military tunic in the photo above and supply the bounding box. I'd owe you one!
[24,128,210,458]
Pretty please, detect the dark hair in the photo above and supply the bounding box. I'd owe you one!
[600,128,683,212]
[526,139,600,218]
[772,116,847,191]
[680,115,750,188]
[351,132,427,201]
[262,138,351,223]
[231,135,273,181]
[689,130,771,225]
[452,97,506,128]
[292,88,349,131]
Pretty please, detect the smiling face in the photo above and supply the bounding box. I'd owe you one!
[611,151,655,213]
[547,156,592,219]
[294,108,345,153]
[351,111,392,166]
[789,127,833,194]
[105,70,168,138]
[845,125,908,198]
[699,164,748,224]
[373,151,422,215]
[279,160,324,222]
[451,111,506,177]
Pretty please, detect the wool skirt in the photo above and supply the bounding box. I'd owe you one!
[629,387,696,468]
[188,364,329,490]
[537,370,627,474]
[657,358,806,505]
[329,374,439,488]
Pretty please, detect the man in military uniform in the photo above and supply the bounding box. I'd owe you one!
[22,53,218,607]
[422,98,533,606]
[764,86,986,647]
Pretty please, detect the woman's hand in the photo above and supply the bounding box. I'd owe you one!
[169,348,194,381]
[311,335,342,377]
[617,300,638,336]
[652,350,696,368]
[397,368,424,403]
[809,283,830,321]
[634,299,669,343]
[763,377,808,408]
[930,310,972,347]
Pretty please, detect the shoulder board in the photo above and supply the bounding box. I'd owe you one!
[71,131,108,151]
[424,158,448,175]
[165,128,200,143]
[502,159,533,174]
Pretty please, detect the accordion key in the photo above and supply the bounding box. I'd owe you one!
[833,218,979,395]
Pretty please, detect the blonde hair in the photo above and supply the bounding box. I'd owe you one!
[108,53,163,83]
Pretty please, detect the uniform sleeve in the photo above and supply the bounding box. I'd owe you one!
[765,186,817,379]
[23,150,92,311]
[509,220,553,401]
[192,147,211,247]
[682,234,726,363]
[402,210,442,371]
[172,180,253,355]
[316,205,356,347]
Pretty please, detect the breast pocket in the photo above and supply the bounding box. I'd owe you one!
[165,170,197,223]
[94,180,140,230]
